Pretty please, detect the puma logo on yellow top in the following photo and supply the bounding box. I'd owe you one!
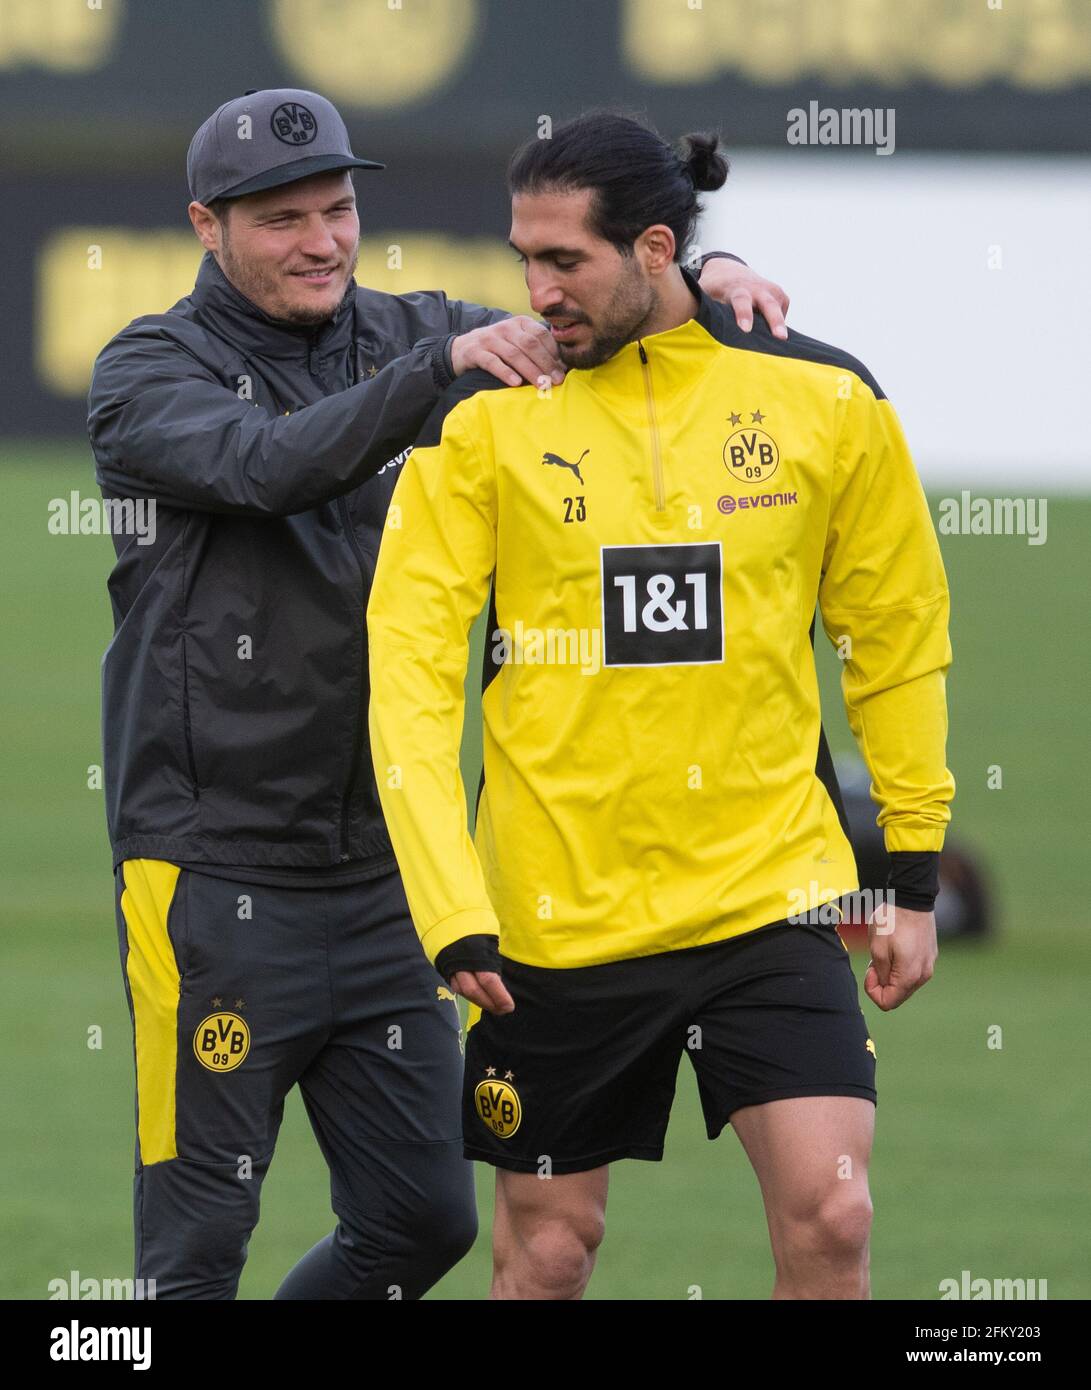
[541,448,589,485]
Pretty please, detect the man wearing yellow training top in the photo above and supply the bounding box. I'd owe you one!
[367,113,954,1301]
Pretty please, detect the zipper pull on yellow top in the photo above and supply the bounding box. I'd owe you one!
[637,338,667,513]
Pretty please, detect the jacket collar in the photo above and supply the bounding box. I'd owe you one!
[574,265,721,410]
[682,263,719,335]
[190,251,358,362]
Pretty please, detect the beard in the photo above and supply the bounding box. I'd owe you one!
[550,257,657,369]
[219,233,359,326]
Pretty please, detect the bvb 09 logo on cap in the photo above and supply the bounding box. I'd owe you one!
[271,102,318,146]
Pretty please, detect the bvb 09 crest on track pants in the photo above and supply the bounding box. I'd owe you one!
[113,859,475,1299]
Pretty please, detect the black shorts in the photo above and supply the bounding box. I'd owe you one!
[462,918,877,1174]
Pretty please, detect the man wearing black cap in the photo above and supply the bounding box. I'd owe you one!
[87,87,790,1300]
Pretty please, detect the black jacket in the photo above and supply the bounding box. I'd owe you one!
[87,251,506,871]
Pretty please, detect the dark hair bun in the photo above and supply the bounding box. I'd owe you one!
[679,132,729,193]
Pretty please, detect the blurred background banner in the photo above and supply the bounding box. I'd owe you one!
[3,0,1090,460]
[2,0,1088,1303]
[4,0,1090,153]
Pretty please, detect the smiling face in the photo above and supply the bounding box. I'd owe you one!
[189,169,360,325]
[509,187,659,369]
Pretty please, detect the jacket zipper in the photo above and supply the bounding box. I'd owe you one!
[637,341,666,512]
[336,493,370,861]
[308,335,370,862]
[179,633,201,799]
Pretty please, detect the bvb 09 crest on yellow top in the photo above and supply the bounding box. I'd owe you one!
[723,412,780,485]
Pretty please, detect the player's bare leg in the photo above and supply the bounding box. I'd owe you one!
[490,1165,609,1300]
[731,1095,875,1300]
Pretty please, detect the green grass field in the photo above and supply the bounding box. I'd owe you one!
[2,447,1088,1300]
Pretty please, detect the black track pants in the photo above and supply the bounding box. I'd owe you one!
[114,860,476,1299]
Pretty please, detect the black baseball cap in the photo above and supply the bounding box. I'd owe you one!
[187,88,384,205]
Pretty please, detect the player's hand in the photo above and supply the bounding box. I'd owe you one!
[864,903,938,1011]
[449,969,515,1015]
[698,258,790,340]
[449,316,566,388]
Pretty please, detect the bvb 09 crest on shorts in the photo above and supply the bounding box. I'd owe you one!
[193,1012,250,1073]
[474,1073,522,1139]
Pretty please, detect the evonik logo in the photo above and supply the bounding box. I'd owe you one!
[377,445,412,476]
[718,491,797,515]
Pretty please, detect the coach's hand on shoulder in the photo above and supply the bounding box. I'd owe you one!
[864,903,938,1011]
[698,255,790,340]
[450,315,566,389]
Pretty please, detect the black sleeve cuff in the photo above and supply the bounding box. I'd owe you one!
[698,251,748,269]
[435,934,501,984]
[424,333,457,391]
[886,851,941,912]
[440,333,458,385]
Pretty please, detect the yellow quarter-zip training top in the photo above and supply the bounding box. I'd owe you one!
[367,279,954,970]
